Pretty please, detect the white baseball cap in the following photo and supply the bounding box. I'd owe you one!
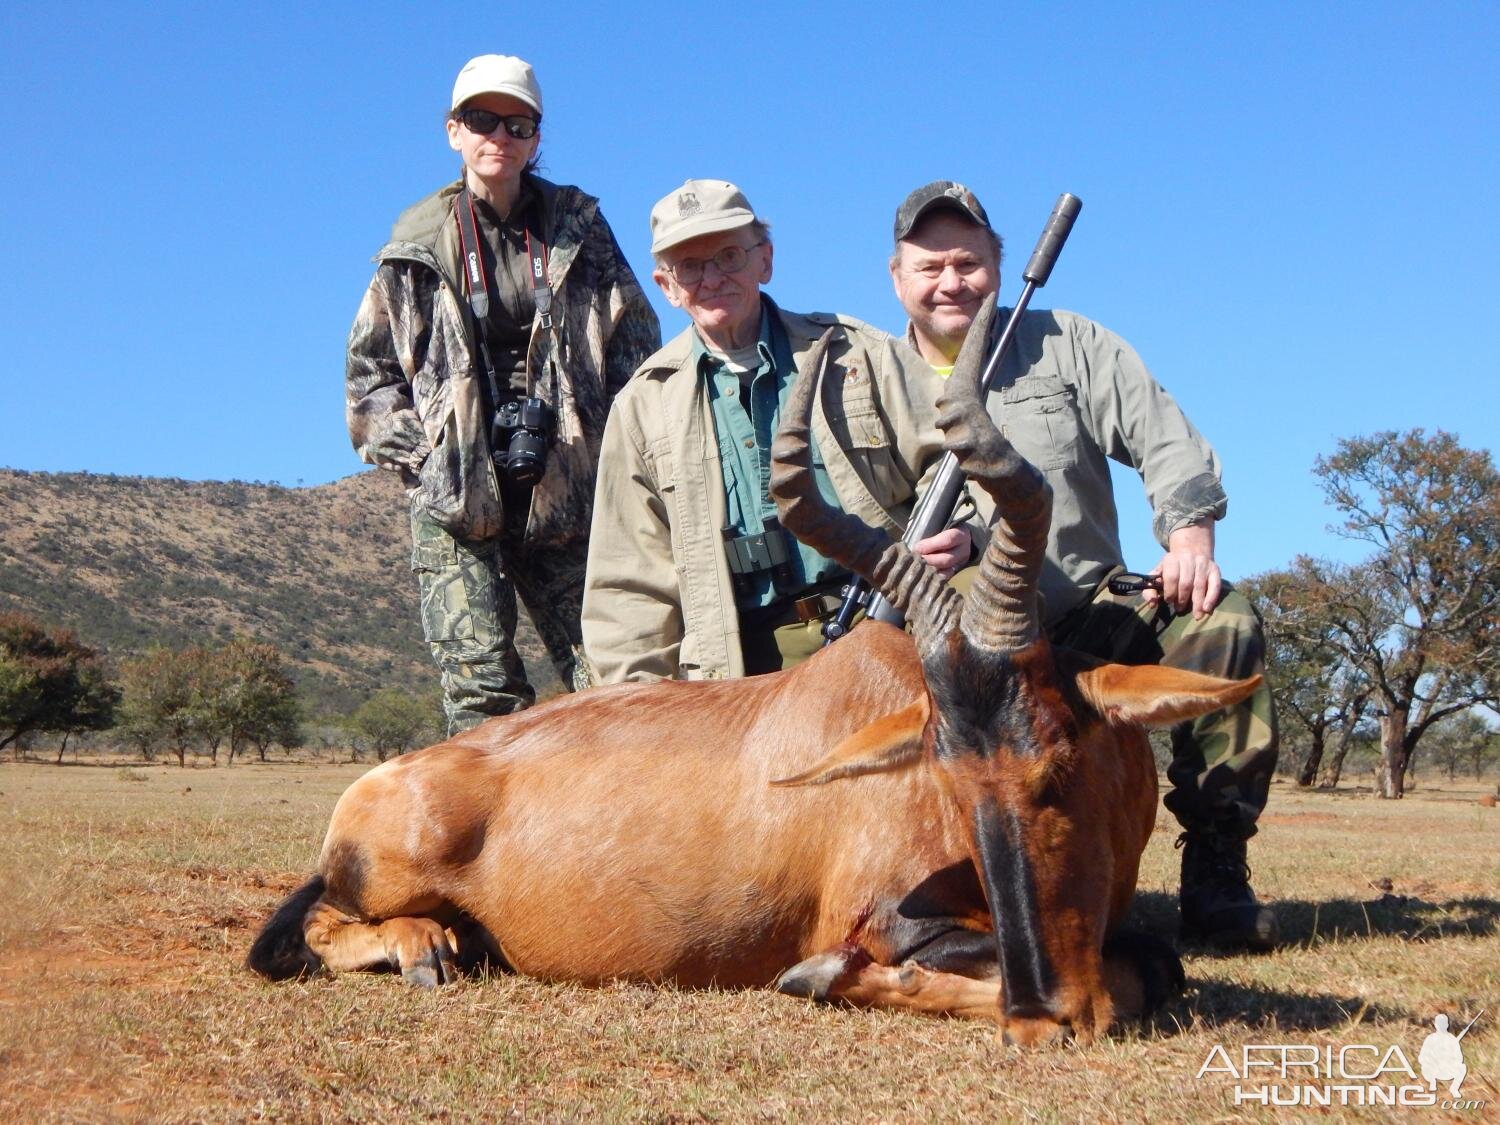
[451,55,543,116]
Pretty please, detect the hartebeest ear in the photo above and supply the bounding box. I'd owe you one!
[1073,664,1262,729]
[770,696,930,787]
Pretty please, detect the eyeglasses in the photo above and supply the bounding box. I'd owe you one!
[455,109,539,140]
[666,241,765,285]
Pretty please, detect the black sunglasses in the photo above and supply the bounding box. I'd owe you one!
[455,108,539,140]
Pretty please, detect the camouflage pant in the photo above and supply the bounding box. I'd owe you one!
[409,503,586,735]
[1048,573,1279,839]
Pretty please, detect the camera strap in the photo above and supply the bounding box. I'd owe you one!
[523,217,552,332]
[521,205,559,405]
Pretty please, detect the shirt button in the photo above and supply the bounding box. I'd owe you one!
[744,438,755,448]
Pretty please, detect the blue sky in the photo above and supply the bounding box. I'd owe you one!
[1,1,1495,580]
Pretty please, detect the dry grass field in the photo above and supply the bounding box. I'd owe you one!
[1,757,1495,1122]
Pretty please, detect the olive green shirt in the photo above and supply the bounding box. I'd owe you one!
[470,185,539,396]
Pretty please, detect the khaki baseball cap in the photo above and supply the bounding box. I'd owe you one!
[893,180,991,243]
[650,179,760,254]
[451,54,543,116]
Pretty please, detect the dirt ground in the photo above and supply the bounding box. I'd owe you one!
[1,759,1496,1122]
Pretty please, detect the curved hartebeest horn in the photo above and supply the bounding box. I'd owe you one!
[935,295,1053,653]
[769,330,961,654]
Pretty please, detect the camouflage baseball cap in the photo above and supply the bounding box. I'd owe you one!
[893,181,991,244]
[650,179,760,254]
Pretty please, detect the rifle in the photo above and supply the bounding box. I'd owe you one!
[1455,1008,1485,1041]
[822,192,1082,639]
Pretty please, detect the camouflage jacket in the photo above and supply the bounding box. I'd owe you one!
[346,175,661,544]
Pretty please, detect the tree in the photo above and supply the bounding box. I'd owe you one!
[1469,730,1500,780]
[1243,570,1371,788]
[118,648,209,766]
[1420,711,1497,781]
[1294,431,1499,798]
[345,689,441,762]
[54,656,119,762]
[120,639,302,766]
[0,613,119,759]
[1318,709,1378,789]
[201,638,301,763]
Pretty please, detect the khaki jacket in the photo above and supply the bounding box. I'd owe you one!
[346,176,660,545]
[582,304,948,683]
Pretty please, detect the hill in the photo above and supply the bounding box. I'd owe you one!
[0,468,558,715]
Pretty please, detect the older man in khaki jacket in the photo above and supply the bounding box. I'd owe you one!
[582,180,968,683]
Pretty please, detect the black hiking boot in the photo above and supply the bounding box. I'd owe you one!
[1177,829,1279,952]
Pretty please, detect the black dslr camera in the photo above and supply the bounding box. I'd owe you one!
[493,397,556,487]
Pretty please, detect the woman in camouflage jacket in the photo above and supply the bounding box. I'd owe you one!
[345,54,660,733]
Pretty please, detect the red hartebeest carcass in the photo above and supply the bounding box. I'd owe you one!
[248,298,1259,1045]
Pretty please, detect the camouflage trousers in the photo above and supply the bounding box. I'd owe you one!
[409,502,586,735]
[1048,571,1279,839]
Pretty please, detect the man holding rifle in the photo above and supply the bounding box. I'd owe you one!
[889,181,1279,952]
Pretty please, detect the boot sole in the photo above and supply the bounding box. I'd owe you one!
[1180,914,1279,954]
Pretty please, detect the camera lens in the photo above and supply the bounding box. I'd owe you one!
[505,432,548,486]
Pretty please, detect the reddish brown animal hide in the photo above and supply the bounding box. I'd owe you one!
[251,622,1253,1037]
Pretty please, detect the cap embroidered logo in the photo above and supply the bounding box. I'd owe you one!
[945,186,981,213]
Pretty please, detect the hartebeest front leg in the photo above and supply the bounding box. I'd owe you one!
[304,901,458,988]
[775,927,1181,1044]
[775,943,1004,1022]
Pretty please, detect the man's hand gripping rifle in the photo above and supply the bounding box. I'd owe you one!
[822,193,1082,639]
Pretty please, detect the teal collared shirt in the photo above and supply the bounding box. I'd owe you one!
[695,298,846,611]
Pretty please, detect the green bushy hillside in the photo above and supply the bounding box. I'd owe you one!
[0,469,558,714]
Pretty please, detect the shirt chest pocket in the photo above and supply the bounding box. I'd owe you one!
[825,368,904,509]
[644,440,687,555]
[996,372,1085,471]
[716,456,747,532]
[839,409,903,509]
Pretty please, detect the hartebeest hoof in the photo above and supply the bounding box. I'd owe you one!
[1001,1016,1080,1048]
[402,951,450,989]
[380,918,458,988]
[774,943,873,1000]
